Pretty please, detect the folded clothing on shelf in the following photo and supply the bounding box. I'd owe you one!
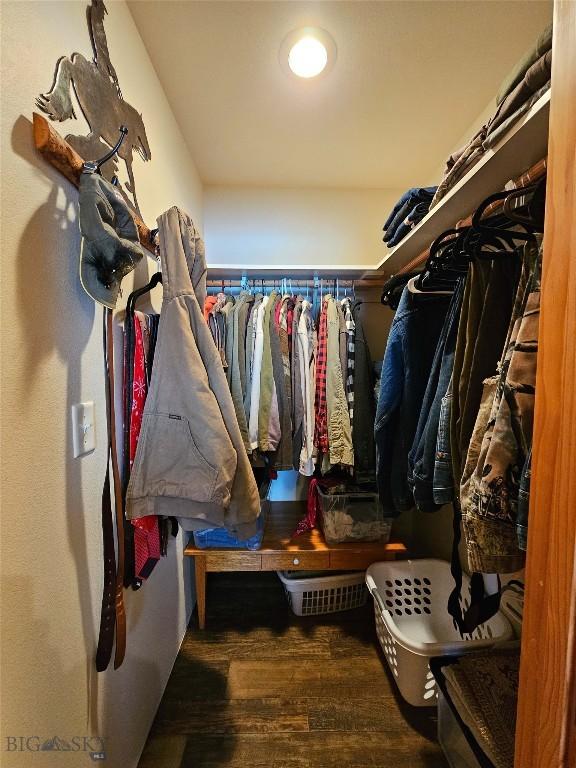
[431,24,552,209]
[383,187,437,247]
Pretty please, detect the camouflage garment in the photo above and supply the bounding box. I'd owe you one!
[462,244,541,573]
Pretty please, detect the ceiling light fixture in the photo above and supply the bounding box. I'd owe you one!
[280,27,336,80]
[289,37,327,78]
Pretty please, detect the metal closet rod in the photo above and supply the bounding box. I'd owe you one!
[206,278,355,288]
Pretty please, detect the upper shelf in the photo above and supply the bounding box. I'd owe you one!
[33,88,550,283]
[205,264,373,280]
[370,89,551,278]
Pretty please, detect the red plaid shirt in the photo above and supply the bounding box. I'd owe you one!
[314,301,329,453]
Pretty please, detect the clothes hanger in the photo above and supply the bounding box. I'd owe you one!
[466,188,535,261]
[415,250,462,291]
[406,275,453,296]
[502,178,546,231]
[417,229,467,291]
[381,272,419,306]
[126,272,162,317]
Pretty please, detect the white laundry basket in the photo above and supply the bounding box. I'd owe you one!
[278,570,368,616]
[366,559,513,707]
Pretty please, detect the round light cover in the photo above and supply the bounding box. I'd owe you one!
[280,27,336,80]
[288,37,328,78]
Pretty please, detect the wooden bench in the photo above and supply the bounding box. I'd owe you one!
[184,501,406,628]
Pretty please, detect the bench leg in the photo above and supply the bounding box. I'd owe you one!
[194,555,207,629]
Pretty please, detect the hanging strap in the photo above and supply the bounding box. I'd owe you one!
[463,574,502,632]
[95,309,127,671]
[122,310,137,588]
[95,460,116,672]
[447,499,502,634]
[107,308,127,669]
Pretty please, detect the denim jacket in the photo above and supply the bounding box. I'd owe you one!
[375,287,450,516]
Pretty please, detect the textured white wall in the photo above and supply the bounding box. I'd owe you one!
[0,2,203,766]
[204,185,404,270]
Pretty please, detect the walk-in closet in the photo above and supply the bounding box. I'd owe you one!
[1,1,575,767]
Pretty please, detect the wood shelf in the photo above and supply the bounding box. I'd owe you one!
[371,90,551,278]
[205,265,373,280]
[184,501,406,628]
[207,92,550,282]
[34,93,549,283]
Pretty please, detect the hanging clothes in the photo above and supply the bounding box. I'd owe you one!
[375,286,451,515]
[341,297,356,431]
[126,208,261,539]
[408,279,465,512]
[326,295,353,468]
[351,299,376,484]
[129,312,161,580]
[238,293,255,404]
[297,299,317,476]
[121,300,163,588]
[258,291,282,453]
[244,292,263,424]
[205,292,228,368]
[291,296,304,469]
[203,282,371,480]
[274,294,294,469]
[229,291,252,453]
[516,447,532,552]
[462,243,541,573]
[449,256,520,491]
[248,295,268,450]
[313,297,330,457]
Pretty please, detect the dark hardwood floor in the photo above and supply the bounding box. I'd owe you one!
[138,571,448,768]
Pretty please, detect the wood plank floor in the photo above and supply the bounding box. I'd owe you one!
[138,572,448,768]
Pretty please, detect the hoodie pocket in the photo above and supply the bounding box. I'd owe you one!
[131,412,219,501]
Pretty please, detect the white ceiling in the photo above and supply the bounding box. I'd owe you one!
[129,1,552,190]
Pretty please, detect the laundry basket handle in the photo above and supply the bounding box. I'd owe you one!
[366,576,387,615]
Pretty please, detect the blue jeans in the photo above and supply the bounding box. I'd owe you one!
[383,187,437,243]
[408,280,465,512]
[433,378,455,504]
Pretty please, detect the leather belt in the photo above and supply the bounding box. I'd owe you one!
[96,308,126,671]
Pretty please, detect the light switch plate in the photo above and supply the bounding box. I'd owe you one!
[71,401,96,458]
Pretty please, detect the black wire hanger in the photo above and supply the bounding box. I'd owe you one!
[126,272,163,317]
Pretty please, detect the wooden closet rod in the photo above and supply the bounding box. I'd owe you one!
[32,112,157,257]
[397,156,547,276]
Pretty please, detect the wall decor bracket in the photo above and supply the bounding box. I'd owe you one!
[35,0,151,216]
[33,112,156,256]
